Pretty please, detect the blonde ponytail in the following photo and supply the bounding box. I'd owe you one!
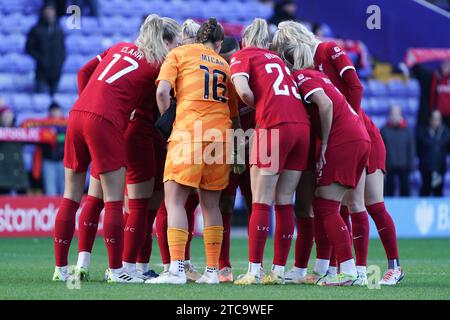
[272,20,319,55]
[135,14,180,64]
[242,18,269,49]
[182,19,200,44]
[282,42,314,71]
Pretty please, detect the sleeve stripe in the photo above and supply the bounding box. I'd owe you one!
[231,72,250,81]
[339,65,356,77]
[304,88,324,103]
[96,55,102,62]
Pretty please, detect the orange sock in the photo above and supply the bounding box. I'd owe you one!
[167,227,188,261]
[203,226,224,269]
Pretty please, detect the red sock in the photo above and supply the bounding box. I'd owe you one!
[123,211,129,225]
[314,214,332,260]
[340,206,352,236]
[313,197,353,263]
[78,196,104,253]
[219,210,232,269]
[185,193,198,261]
[367,202,399,260]
[156,202,170,265]
[137,209,157,264]
[103,201,124,269]
[122,198,149,264]
[273,204,294,266]
[351,211,370,266]
[248,203,271,263]
[294,217,314,268]
[54,198,79,266]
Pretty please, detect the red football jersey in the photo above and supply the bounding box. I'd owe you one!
[73,42,160,132]
[293,69,370,147]
[230,47,309,129]
[313,41,356,103]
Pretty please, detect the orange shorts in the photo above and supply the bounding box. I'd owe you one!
[163,140,230,191]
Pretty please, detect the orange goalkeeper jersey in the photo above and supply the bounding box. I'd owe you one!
[156,43,238,142]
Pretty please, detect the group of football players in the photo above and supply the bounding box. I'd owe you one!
[52,14,404,287]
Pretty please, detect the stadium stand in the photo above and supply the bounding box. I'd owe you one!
[0,0,448,195]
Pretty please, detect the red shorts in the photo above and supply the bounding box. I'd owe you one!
[222,165,252,199]
[125,119,155,184]
[366,128,386,175]
[307,134,320,172]
[316,140,371,188]
[251,122,310,174]
[64,111,125,176]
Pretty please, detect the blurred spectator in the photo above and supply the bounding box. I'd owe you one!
[381,105,416,196]
[41,102,66,195]
[46,0,67,18]
[268,0,297,26]
[0,107,29,195]
[411,60,450,128]
[417,110,450,196]
[71,0,99,17]
[25,2,66,96]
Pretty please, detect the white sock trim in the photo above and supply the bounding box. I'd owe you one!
[76,251,91,269]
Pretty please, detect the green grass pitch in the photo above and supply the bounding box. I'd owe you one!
[0,237,449,300]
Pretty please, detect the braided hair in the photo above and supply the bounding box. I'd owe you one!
[196,18,224,44]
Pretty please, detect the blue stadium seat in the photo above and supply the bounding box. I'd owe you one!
[407,98,419,115]
[13,74,34,92]
[1,13,26,34]
[5,34,26,54]
[406,116,416,128]
[0,0,24,15]
[53,93,77,111]
[178,1,203,19]
[256,3,274,19]
[407,79,420,97]
[32,94,51,112]
[66,34,85,54]
[361,97,372,114]
[0,54,22,72]
[63,54,85,73]
[371,116,386,128]
[11,93,33,110]
[118,18,141,38]
[59,74,78,93]
[79,35,104,55]
[81,17,101,36]
[13,55,35,73]
[99,16,127,36]
[369,97,390,116]
[23,0,42,15]
[0,74,15,91]
[367,79,387,96]
[387,79,408,96]
[99,0,125,17]
[1,93,13,106]
[141,1,167,16]
[388,97,408,111]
